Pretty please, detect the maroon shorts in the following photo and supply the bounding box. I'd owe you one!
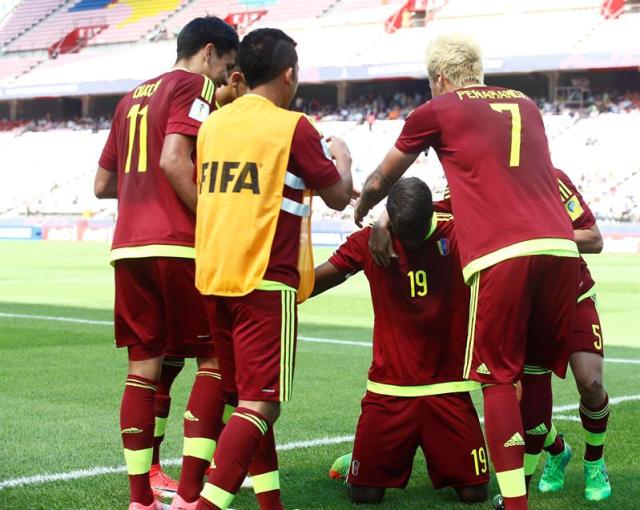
[464,255,580,384]
[203,288,297,402]
[348,391,489,490]
[114,257,214,361]
[570,294,604,357]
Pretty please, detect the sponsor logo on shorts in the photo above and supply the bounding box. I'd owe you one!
[351,459,360,476]
[476,363,491,375]
[261,388,276,393]
[526,423,549,436]
[184,410,199,422]
[121,427,143,434]
[504,432,525,448]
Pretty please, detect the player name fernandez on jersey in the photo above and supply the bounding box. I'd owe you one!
[456,88,526,100]
[199,160,260,195]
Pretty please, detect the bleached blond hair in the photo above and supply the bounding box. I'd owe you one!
[425,34,484,87]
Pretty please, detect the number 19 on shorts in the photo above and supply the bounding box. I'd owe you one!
[471,447,488,476]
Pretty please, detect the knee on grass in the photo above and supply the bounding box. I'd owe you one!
[348,484,385,504]
[455,484,489,504]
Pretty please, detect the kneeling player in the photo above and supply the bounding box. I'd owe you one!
[313,178,489,504]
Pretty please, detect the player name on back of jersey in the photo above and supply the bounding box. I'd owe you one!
[456,88,526,100]
[132,79,162,100]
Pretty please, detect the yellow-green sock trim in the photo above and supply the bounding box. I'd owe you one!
[234,412,268,435]
[201,482,235,509]
[123,447,153,475]
[580,402,610,420]
[154,416,168,438]
[496,467,527,498]
[544,423,558,448]
[183,437,217,461]
[252,470,280,494]
[524,453,541,476]
[585,430,607,447]
[523,364,551,375]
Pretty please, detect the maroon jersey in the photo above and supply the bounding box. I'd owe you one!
[329,214,478,395]
[555,168,597,299]
[395,86,577,281]
[99,69,217,259]
[264,116,341,289]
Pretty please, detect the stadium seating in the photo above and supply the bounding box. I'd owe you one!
[1,0,638,83]
[8,40,174,88]
[0,0,67,48]
[0,55,43,83]
[0,129,110,217]
[3,111,637,222]
[5,0,187,52]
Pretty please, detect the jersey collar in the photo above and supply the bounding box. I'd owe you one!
[423,214,438,241]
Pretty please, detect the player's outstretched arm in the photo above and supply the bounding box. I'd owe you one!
[354,147,417,226]
[310,262,348,297]
[316,136,353,211]
[94,167,117,199]
[575,223,603,254]
[160,133,197,212]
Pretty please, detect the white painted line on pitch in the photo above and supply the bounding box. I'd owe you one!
[2,396,638,491]
[0,435,355,491]
[1,312,639,364]
[553,414,582,422]
[0,312,111,326]
[298,335,370,347]
[605,358,640,365]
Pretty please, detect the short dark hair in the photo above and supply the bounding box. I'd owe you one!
[238,28,297,89]
[176,16,239,60]
[386,177,434,246]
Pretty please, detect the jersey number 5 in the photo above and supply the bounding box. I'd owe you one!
[125,104,149,173]
[490,103,521,167]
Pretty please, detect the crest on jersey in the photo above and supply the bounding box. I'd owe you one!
[437,238,449,256]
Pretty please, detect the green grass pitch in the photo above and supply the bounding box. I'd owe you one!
[0,240,639,509]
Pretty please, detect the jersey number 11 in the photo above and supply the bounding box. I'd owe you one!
[125,104,149,173]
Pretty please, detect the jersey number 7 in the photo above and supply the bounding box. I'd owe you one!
[490,103,521,167]
[125,104,149,173]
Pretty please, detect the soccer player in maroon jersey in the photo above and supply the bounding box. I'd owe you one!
[522,169,611,501]
[354,34,580,510]
[315,178,489,505]
[193,29,353,510]
[94,17,238,510]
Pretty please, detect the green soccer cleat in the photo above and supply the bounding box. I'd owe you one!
[491,494,505,510]
[584,458,612,501]
[539,440,572,493]
[329,453,352,480]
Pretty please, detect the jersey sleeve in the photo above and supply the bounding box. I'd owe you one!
[394,101,441,154]
[556,169,596,229]
[328,228,370,275]
[166,74,216,137]
[289,116,341,190]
